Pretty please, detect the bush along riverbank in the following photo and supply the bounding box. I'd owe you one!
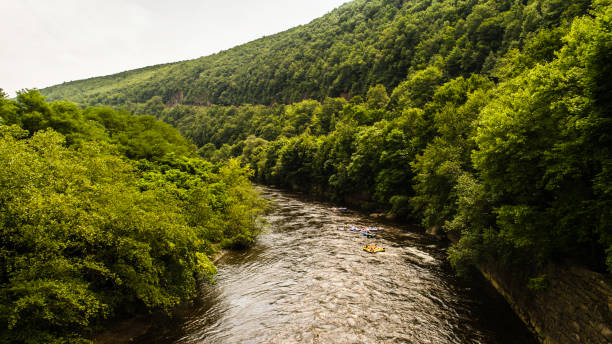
[93,249,233,344]
[0,91,266,343]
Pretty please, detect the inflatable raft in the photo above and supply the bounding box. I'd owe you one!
[361,230,376,238]
[363,246,385,253]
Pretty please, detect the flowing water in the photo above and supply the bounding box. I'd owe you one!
[134,187,536,344]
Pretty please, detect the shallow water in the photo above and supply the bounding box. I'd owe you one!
[134,187,536,344]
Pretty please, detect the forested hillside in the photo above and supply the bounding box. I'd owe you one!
[40,0,610,312]
[43,0,590,107]
[0,90,266,343]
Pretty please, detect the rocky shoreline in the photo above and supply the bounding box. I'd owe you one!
[479,262,612,344]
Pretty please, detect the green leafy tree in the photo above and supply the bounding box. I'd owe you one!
[0,92,266,343]
[366,84,390,109]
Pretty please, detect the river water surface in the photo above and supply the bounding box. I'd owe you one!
[134,187,536,344]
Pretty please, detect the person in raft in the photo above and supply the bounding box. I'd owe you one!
[366,243,377,250]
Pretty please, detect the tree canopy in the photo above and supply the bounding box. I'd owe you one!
[0,91,266,343]
[41,0,591,108]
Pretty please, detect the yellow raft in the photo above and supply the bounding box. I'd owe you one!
[363,246,385,253]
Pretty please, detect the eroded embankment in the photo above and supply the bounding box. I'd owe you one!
[478,262,612,344]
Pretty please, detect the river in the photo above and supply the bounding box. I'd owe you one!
[133,187,536,344]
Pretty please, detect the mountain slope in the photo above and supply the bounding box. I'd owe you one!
[41,0,589,107]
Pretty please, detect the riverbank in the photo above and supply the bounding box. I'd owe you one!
[438,222,612,343]
[94,314,160,344]
[93,249,230,344]
[479,262,612,344]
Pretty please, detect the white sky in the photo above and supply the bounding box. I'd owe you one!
[0,0,349,97]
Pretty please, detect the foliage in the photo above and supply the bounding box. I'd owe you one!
[0,92,265,343]
[527,275,549,291]
[452,0,612,273]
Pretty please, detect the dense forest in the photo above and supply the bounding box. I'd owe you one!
[0,90,266,343]
[13,0,611,340]
[42,0,591,107]
[41,0,611,278]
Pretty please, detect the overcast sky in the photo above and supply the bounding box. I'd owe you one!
[1,0,348,97]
